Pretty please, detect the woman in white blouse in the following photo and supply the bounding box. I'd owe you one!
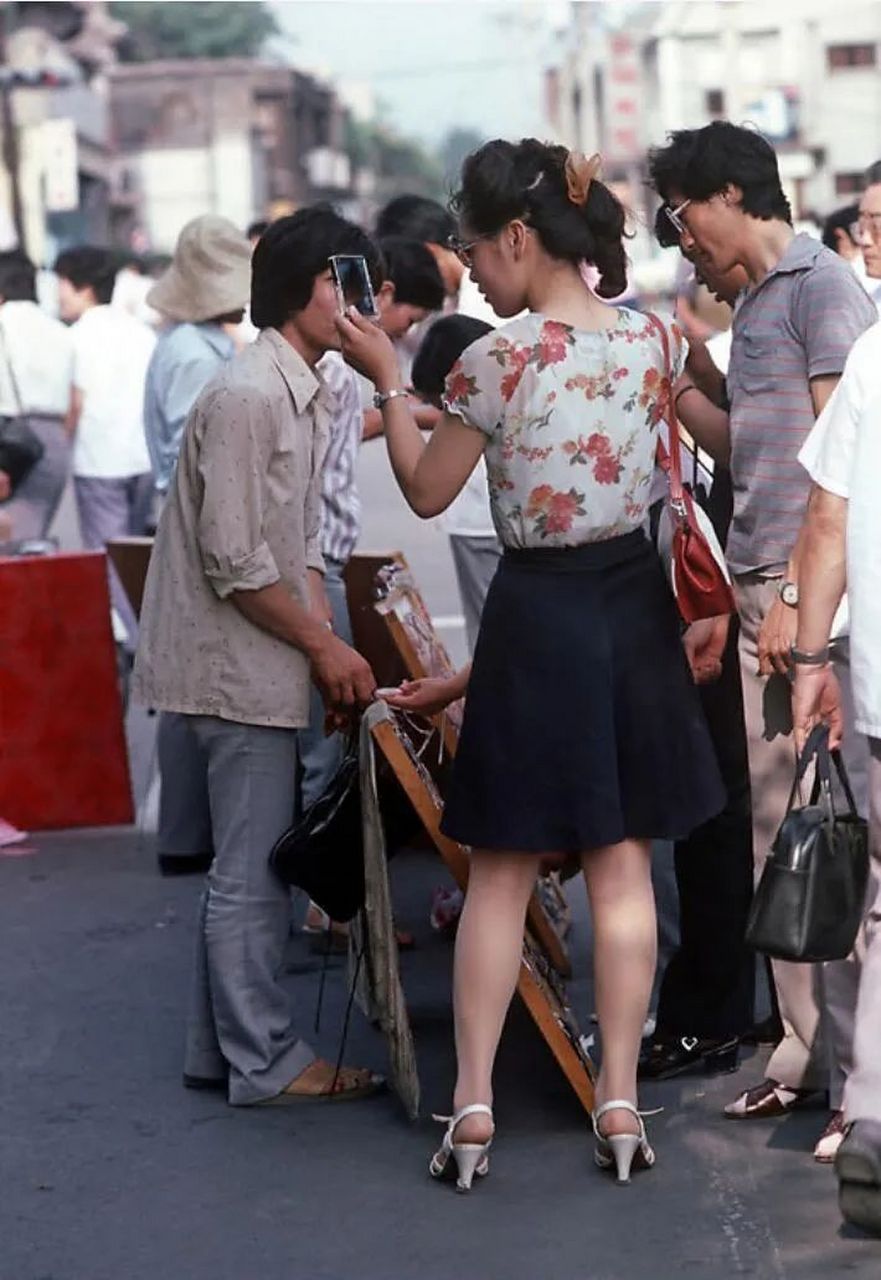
[339,139,725,1191]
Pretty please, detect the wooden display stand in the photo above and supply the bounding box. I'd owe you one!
[370,704,595,1117]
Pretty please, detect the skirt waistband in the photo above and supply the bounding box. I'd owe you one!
[503,529,648,573]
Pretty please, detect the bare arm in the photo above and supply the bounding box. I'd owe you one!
[232,582,375,708]
[362,400,440,442]
[66,386,82,439]
[673,379,731,467]
[337,310,485,518]
[795,486,847,653]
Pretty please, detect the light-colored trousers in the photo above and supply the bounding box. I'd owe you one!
[182,714,315,1105]
[0,414,70,540]
[449,533,502,655]
[74,472,154,651]
[735,575,869,1097]
[844,738,881,1122]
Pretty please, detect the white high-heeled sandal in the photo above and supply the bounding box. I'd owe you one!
[592,1099,656,1185]
[429,1104,494,1193]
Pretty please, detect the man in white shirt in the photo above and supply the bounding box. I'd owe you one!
[794,322,881,1235]
[0,250,73,541]
[55,247,156,651]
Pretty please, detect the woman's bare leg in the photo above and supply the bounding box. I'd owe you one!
[451,849,542,1141]
[582,838,656,1136]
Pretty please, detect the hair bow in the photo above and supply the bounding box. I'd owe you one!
[564,151,602,207]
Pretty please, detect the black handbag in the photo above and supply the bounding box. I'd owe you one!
[0,325,44,492]
[746,725,869,963]
[269,736,365,923]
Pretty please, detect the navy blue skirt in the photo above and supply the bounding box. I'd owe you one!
[440,531,726,853]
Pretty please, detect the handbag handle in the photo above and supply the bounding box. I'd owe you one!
[788,723,859,819]
[644,311,686,510]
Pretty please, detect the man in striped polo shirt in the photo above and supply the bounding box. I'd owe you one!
[649,122,876,1157]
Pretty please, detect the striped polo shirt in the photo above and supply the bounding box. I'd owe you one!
[726,233,876,574]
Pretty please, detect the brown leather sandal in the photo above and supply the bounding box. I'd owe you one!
[257,1058,385,1106]
[724,1077,826,1119]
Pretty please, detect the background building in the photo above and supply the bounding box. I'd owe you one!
[546,0,881,237]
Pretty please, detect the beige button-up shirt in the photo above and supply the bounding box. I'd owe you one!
[132,328,330,729]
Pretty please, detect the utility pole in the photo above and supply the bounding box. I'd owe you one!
[0,2,25,252]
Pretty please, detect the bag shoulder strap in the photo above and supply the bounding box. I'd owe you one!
[644,311,685,507]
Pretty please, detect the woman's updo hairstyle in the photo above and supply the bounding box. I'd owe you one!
[451,138,628,299]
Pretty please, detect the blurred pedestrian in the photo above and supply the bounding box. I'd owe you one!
[410,313,500,652]
[0,249,73,541]
[56,246,155,653]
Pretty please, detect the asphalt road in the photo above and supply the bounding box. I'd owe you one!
[3,436,879,1278]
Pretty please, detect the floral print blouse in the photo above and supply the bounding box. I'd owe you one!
[442,308,686,548]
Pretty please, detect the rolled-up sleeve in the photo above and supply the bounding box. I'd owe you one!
[195,386,281,599]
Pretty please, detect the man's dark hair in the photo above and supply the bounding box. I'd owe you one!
[251,205,382,330]
[0,249,37,302]
[378,237,445,312]
[647,121,792,224]
[822,204,859,253]
[247,219,270,242]
[53,246,118,305]
[865,161,881,186]
[411,315,493,401]
[375,194,456,247]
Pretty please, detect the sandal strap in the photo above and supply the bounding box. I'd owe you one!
[432,1103,494,1130]
[594,1099,641,1122]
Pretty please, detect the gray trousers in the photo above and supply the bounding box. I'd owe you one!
[735,574,869,1097]
[74,472,154,651]
[449,533,502,654]
[182,714,315,1105]
[297,558,353,810]
[843,739,881,1123]
[156,711,213,860]
[0,414,70,540]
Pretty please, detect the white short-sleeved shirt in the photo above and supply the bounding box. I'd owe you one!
[71,304,155,478]
[443,308,685,548]
[799,322,881,737]
[0,300,73,417]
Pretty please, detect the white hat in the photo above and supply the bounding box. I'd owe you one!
[147,215,251,323]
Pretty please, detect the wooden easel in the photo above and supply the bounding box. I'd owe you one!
[370,704,595,1117]
[369,555,572,977]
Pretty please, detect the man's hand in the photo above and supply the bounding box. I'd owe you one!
[792,664,844,752]
[310,631,376,711]
[682,614,729,684]
[0,469,10,502]
[758,596,797,677]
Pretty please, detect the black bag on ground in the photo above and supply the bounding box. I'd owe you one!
[746,725,869,963]
[269,739,364,923]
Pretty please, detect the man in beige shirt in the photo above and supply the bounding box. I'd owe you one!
[134,208,380,1105]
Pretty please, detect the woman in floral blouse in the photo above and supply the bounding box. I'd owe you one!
[339,138,725,1190]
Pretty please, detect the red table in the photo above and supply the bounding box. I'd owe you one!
[0,552,133,830]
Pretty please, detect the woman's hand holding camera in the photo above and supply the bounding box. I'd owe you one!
[335,307,399,388]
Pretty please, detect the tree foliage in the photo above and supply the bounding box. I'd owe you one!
[437,128,485,187]
[112,2,279,62]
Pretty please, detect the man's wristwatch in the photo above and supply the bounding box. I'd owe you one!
[779,580,799,608]
[790,644,830,666]
[373,388,408,410]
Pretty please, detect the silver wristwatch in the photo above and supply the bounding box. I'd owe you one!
[373,388,408,410]
[779,580,799,608]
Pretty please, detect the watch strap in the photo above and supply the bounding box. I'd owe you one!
[790,644,830,666]
[373,388,408,409]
